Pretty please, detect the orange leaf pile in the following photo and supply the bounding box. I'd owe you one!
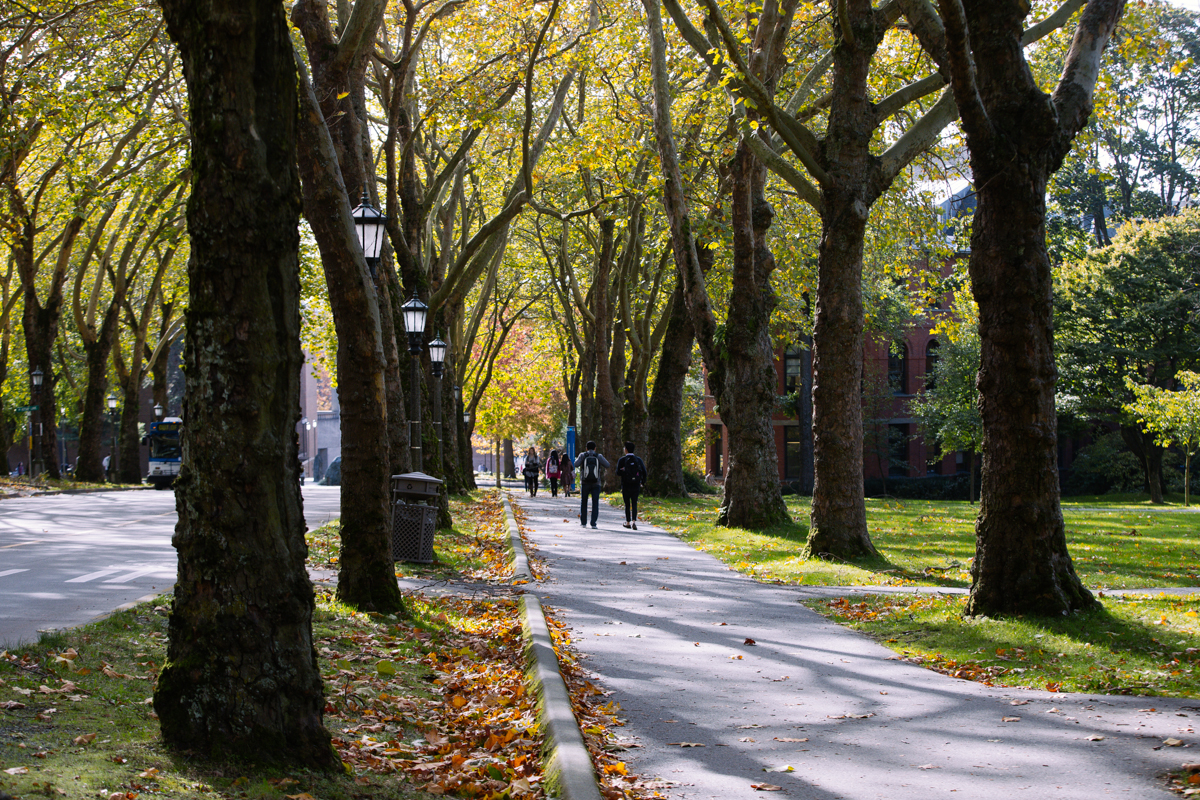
[318,591,544,798]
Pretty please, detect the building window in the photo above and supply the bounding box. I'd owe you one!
[784,347,804,394]
[784,425,803,480]
[927,439,942,475]
[925,339,940,390]
[888,424,909,477]
[888,344,908,395]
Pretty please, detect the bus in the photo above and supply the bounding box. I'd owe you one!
[146,417,182,489]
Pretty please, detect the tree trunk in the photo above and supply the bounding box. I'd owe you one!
[1121,424,1164,502]
[503,438,515,478]
[941,0,1126,616]
[21,296,61,479]
[153,0,336,767]
[592,220,621,491]
[74,308,120,483]
[296,60,402,615]
[966,162,1093,615]
[644,278,692,497]
[710,144,790,529]
[118,379,143,485]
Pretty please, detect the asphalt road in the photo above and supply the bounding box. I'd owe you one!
[516,491,1195,800]
[0,483,341,647]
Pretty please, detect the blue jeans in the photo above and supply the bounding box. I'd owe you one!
[579,482,600,526]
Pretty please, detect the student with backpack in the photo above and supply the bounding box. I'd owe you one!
[615,441,647,529]
[546,450,562,497]
[522,446,541,496]
[574,440,610,528]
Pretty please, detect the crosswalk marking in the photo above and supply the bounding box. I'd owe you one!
[0,569,30,578]
[66,567,127,583]
[102,567,172,584]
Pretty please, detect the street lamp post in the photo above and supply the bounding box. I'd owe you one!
[30,368,43,478]
[428,335,447,469]
[351,190,386,278]
[401,293,428,470]
[154,403,164,421]
[107,394,118,482]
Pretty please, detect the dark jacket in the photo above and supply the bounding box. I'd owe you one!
[616,453,647,489]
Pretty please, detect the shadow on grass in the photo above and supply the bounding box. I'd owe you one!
[851,595,1200,695]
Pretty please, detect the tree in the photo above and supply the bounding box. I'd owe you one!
[910,290,983,502]
[1126,371,1200,507]
[152,0,337,767]
[1056,209,1200,503]
[937,0,1126,616]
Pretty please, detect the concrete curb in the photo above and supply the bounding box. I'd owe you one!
[502,491,532,581]
[501,491,602,800]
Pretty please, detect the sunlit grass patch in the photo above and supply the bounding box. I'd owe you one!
[633,494,1200,590]
[806,592,1200,697]
[305,490,514,583]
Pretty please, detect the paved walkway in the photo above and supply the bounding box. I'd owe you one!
[513,490,1197,800]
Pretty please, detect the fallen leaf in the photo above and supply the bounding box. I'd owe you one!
[1002,716,1021,722]
[1166,738,1186,747]
[1010,700,1029,706]
[917,764,940,770]
[750,783,782,791]
[1,700,25,710]
[1087,735,1105,741]
[376,660,396,677]
[285,794,317,800]
[774,737,808,742]
[667,742,705,747]
[744,638,757,646]
[739,737,756,742]
[73,733,97,745]
[764,765,795,772]
[5,767,28,775]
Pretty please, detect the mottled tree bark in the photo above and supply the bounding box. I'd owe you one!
[644,278,692,497]
[296,64,402,614]
[712,145,790,528]
[938,0,1126,615]
[153,0,336,766]
[74,307,120,483]
[592,220,622,491]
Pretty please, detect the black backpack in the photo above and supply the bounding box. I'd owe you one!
[581,453,600,483]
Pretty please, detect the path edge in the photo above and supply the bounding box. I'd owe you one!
[501,491,602,800]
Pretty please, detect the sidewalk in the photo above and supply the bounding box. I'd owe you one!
[513,490,1195,800]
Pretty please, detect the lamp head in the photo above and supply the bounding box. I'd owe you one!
[350,190,386,277]
[107,394,118,411]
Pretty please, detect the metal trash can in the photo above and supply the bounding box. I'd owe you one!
[390,472,443,563]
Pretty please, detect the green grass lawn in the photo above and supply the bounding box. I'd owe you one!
[630,493,1200,589]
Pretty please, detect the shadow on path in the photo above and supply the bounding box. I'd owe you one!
[515,492,1191,800]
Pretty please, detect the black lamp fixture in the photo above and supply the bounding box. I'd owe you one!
[153,403,164,420]
[428,335,448,378]
[31,367,43,394]
[401,293,428,355]
[351,190,386,278]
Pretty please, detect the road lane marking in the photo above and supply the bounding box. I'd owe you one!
[103,567,172,584]
[0,569,30,578]
[66,567,126,583]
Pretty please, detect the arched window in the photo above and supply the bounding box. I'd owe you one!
[888,344,908,395]
[925,339,940,390]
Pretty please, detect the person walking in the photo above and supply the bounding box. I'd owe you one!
[546,450,562,497]
[559,451,574,497]
[616,441,647,529]
[522,446,541,497]
[574,440,610,529]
